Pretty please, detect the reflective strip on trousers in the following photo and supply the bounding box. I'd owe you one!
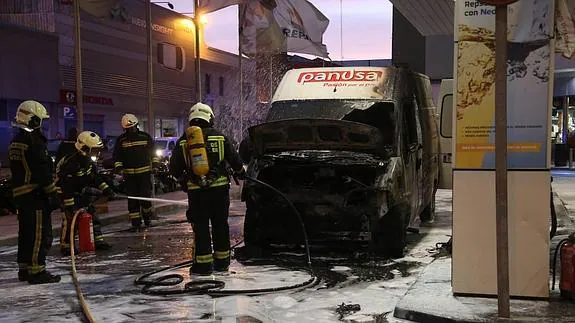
[195,254,214,264]
[98,182,109,190]
[30,210,44,274]
[187,176,229,191]
[214,250,230,260]
[129,212,141,219]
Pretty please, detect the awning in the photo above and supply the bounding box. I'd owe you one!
[388,0,454,37]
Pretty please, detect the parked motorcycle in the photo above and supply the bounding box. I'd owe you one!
[153,157,177,194]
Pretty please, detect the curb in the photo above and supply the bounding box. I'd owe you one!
[0,203,187,247]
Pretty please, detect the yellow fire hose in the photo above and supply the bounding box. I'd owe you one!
[69,208,97,323]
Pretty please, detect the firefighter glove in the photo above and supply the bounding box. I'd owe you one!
[103,187,116,200]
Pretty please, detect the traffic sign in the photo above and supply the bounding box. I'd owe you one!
[63,106,77,119]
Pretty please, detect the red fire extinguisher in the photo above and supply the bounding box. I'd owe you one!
[77,210,95,253]
[553,233,575,299]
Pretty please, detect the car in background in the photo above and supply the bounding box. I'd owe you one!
[47,139,62,163]
[154,137,178,159]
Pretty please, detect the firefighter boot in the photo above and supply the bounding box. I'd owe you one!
[28,271,61,284]
[95,241,112,251]
[190,263,213,276]
[214,258,230,272]
[130,218,142,232]
[18,270,28,282]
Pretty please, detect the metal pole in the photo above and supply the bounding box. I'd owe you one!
[563,96,570,144]
[570,148,573,168]
[146,0,156,204]
[495,4,510,319]
[269,55,273,108]
[195,0,202,103]
[146,0,154,136]
[73,0,83,131]
[239,6,244,139]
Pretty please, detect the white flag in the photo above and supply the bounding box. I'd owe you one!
[198,0,244,14]
[555,0,575,59]
[240,0,330,58]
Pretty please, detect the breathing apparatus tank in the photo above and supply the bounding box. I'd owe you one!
[185,126,210,187]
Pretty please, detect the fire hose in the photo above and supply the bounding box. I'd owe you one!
[133,175,317,296]
[69,176,317,322]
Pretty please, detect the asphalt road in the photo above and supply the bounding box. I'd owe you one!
[0,190,453,323]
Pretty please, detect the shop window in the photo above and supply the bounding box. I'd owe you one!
[205,74,212,95]
[219,76,224,96]
[0,99,7,121]
[157,42,185,71]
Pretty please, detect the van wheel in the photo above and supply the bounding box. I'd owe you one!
[373,207,406,258]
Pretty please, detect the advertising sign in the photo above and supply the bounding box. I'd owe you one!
[454,0,553,169]
[272,67,390,102]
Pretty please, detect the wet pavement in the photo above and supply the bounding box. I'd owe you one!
[0,190,453,322]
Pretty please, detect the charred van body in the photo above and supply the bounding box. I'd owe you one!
[242,67,439,257]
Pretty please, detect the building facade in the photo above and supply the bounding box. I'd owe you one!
[0,0,255,163]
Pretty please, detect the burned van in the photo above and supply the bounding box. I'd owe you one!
[242,67,439,257]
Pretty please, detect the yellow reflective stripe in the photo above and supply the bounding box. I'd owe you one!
[114,162,123,168]
[55,187,63,194]
[129,212,140,219]
[43,182,56,193]
[10,143,29,150]
[121,141,148,148]
[207,136,225,161]
[142,207,153,213]
[180,143,190,168]
[95,235,104,242]
[86,165,92,174]
[187,176,229,190]
[13,184,39,197]
[23,150,31,184]
[214,250,230,259]
[98,182,109,190]
[124,165,152,174]
[195,254,214,264]
[31,210,42,274]
[63,198,75,206]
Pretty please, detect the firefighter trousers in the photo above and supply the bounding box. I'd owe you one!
[60,206,103,249]
[16,194,53,275]
[124,173,153,226]
[188,186,231,270]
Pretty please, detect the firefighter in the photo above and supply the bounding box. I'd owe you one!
[113,114,158,231]
[9,100,61,284]
[56,131,115,255]
[169,103,244,275]
[55,127,77,166]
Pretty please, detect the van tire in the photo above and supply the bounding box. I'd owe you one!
[373,207,406,258]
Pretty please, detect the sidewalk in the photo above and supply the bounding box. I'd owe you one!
[393,181,575,322]
[0,183,245,247]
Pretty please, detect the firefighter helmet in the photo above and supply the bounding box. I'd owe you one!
[14,100,50,129]
[75,131,104,156]
[188,102,214,125]
[121,114,139,129]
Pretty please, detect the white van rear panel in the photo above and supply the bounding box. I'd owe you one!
[438,79,453,189]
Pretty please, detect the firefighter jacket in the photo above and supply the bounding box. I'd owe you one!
[9,129,57,199]
[170,128,243,191]
[113,131,158,175]
[55,140,76,167]
[56,152,110,211]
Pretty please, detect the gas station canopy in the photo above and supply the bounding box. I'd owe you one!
[388,0,454,37]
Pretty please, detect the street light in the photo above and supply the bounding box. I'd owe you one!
[181,9,206,103]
